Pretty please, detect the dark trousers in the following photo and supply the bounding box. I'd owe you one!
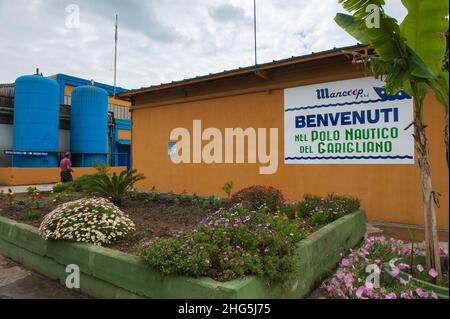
[60,171,73,183]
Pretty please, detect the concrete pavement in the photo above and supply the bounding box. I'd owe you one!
[0,255,88,299]
[0,184,55,194]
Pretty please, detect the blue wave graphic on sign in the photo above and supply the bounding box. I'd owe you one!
[373,87,412,101]
[285,99,384,112]
[285,155,414,160]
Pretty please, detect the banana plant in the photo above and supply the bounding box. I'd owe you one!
[335,0,448,281]
[400,0,449,170]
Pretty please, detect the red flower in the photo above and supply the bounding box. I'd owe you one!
[37,193,43,200]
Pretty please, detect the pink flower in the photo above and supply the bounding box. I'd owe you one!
[400,277,409,286]
[417,264,424,273]
[365,282,374,290]
[337,289,346,298]
[385,293,397,299]
[355,286,365,299]
[345,280,353,289]
[398,263,410,270]
[428,268,438,278]
[336,270,346,279]
[431,292,438,299]
[341,258,351,267]
[415,288,429,299]
[389,267,400,278]
[400,291,412,299]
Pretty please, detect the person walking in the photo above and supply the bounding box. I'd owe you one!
[60,153,74,183]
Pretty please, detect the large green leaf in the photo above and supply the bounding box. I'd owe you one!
[433,71,450,110]
[338,0,385,19]
[335,13,370,44]
[360,11,405,61]
[400,0,449,75]
[406,46,437,81]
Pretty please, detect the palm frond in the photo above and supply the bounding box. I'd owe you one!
[85,170,146,207]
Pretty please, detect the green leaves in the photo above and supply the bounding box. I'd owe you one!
[400,0,449,75]
[335,13,369,44]
[338,0,385,19]
[433,71,450,110]
[400,1,449,112]
[335,0,447,107]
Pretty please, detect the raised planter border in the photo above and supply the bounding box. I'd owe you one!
[384,256,449,299]
[0,209,366,299]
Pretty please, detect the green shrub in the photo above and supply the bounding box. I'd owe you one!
[39,197,135,246]
[144,191,227,211]
[84,170,145,207]
[221,180,234,198]
[139,205,307,284]
[52,182,73,193]
[19,209,40,221]
[278,203,301,219]
[93,160,111,175]
[228,185,285,211]
[298,194,360,223]
[72,174,96,192]
[310,211,328,225]
[52,174,95,194]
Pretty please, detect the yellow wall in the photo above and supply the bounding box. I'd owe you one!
[0,167,127,186]
[132,87,449,228]
[64,85,75,96]
[118,129,132,140]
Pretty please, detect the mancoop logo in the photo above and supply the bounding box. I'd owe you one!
[169,120,279,175]
[316,87,369,101]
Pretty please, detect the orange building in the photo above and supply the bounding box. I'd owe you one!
[119,45,449,229]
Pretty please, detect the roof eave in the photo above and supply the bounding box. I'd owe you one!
[118,44,368,99]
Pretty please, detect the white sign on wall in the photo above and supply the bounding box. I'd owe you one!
[284,77,414,164]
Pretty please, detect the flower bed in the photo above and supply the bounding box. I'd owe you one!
[0,209,366,299]
[322,235,449,299]
[139,205,307,284]
[0,181,368,298]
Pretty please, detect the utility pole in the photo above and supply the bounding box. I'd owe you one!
[113,14,118,97]
[253,0,258,69]
[253,0,269,80]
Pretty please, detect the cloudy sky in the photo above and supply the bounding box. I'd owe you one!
[0,0,407,90]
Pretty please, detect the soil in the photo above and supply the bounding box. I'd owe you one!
[0,192,210,254]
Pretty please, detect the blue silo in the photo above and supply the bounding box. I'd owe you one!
[70,84,109,167]
[12,74,60,167]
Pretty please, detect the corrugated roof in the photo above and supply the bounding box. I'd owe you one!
[119,44,366,98]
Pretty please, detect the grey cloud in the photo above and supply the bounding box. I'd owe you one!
[208,3,251,24]
[73,0,183,43]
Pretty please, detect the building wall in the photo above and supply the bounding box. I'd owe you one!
[0,124,13,167]
[132,82,449,228]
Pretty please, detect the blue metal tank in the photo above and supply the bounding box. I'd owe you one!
[12,74,60,167]
[70,85,108,167]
